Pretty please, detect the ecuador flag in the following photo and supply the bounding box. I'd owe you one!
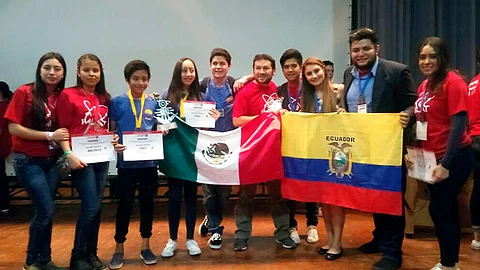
[159,112,283,185]
[281,112,403,216]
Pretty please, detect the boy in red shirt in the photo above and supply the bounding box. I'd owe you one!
[232,54,294,251]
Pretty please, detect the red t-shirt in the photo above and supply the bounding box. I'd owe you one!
[4,85,59,157]
[0,101,12,157]
[57,87,109,136]
[414,71,471,158]
[233,81,277,117]
[467,73,480,136]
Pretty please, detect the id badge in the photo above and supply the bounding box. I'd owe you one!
[416,121,428,141]
[358,103,367,113]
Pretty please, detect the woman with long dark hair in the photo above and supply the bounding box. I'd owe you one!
[57,53,113,270]
[300,57,346,261]
[159,57,219,258]
[4,52,69,270]
[408,37,472,270]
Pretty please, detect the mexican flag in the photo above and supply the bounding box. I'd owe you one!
[158,112,283,185]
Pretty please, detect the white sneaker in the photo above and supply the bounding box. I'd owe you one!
[186,239,201,256]
[306,225,319,244]
[471,239,480,250]
[430,263,460,270]
[289,227,300,244]
[161,239,177,258]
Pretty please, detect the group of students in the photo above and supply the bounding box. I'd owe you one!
[0,26,479,270]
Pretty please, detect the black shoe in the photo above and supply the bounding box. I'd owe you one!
[208,233,223,250]
[275,237,296,249]
[198,215,209,237]
[325,249,343,261]
[359,240,380,254]
[317,247,329,255]
[69,258,93,270]
[233,238,248,251]
[372,258,401,270]
[70,250,94,270]
[86,254,107,270]
[36,261,67,270]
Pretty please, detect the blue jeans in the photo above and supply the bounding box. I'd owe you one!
[13,153,61,265]
[71,162,109,254]
[202,184,232,234]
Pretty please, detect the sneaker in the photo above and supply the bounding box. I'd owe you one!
[233,238,248,251]
[23,263,41,270]
[208,233,223,250]
[289,227,300,244]
[186,239,201,256]
[161,239,177,258]
[472,240,480,250]
[276,237,296,249]
[306,225,319,244]
[140,249,157,265]
[108,253,124,270]
[87,254,107,270]
[36,261,67,270]
[429,263,460,270]
[198,215,209,237]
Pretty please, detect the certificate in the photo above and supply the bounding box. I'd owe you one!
[406,147,437,184]
[122,132,164,161]
[71,134,116,164]
[183,100,216,128]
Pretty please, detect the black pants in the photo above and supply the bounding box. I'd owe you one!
[428,146,472,267]
[168,178,198,240]
[287,200,318,228]
[471,140,480,230]
[114,167,157,243]
[0,158,9,211]
[370,166,407,265]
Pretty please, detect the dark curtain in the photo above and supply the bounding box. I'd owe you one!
[352,0,480,86]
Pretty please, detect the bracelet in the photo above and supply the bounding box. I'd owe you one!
[64,150,72,156]
[46,131,53,141]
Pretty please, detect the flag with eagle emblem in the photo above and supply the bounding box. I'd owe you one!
[281,112,404,216]
[158,112,283,185]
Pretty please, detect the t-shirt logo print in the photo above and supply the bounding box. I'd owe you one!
[81,100,108,127]
[202,142,232,165]
[468,79,478,96]
[414,92,434,113]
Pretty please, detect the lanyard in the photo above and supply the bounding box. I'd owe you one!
[314,91,322,113]
[358,73,373,101]
[286,83,302,112]
[127,90,145,129]
[179,93,189,118]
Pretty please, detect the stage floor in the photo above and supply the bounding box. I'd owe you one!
[1,200,479,270]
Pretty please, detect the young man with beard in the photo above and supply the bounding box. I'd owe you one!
[231,54,294,251]
[197,48,236,250]
[276,49,319,244]
[342,27,417,270]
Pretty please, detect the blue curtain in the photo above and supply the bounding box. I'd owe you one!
[352,0,480,85]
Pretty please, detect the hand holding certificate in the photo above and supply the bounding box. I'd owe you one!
[122,132,164,161]
[71,134,116,164]
[183,100,217,128]
[406,147,437,184]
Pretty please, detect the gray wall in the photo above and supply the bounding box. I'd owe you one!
[1,0,351,175]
